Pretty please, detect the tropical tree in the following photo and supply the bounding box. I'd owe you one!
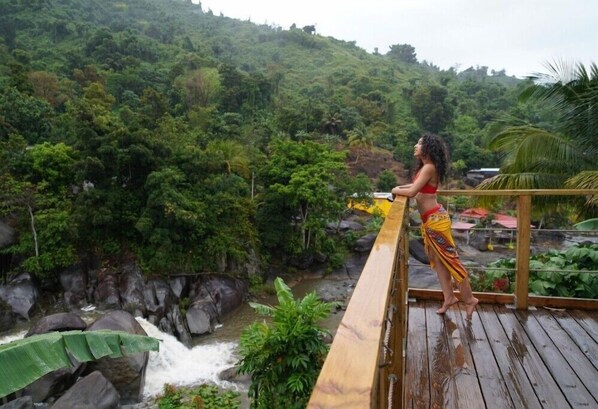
[347,126,373,164]
[257,139,346,257]
[479,62,598,216]
[387,43,418,64]
[205,140,250,178]
[410,83,454,133]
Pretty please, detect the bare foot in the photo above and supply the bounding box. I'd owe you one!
[465,297,479,320]
[436,297,458,314]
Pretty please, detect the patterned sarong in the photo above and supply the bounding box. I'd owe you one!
[420,205,468,283]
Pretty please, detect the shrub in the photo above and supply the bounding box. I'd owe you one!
[237,277,336,409]
[472,242,598,299]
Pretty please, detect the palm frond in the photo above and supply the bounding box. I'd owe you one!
[477,173,566,190]
[475,173,568,211]
[489,126,586,173]
[520,61,598,150]
[566,171,598,206]
[0,330,159,398]
[574,218,598,231]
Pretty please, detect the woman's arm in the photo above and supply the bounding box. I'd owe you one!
[391,164,435,198]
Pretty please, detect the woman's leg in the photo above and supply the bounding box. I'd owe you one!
[457,278,479,320]
[429,250,458,314]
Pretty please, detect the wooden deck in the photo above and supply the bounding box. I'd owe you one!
[405,300,598,409]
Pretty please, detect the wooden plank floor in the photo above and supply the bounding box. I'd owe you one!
[405,300,598,409]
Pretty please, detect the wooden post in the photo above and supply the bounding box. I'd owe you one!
[515,195,531,309]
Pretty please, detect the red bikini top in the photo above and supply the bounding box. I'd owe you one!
[414,170,438,194]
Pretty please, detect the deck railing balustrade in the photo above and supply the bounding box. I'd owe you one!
[308,189,598,409]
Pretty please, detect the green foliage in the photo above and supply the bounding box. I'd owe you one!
[257,139,347,257]
[472,242,598,298]
[0,87,54,144]
[157,384,240,409]
[376,169,398,191]
[410,84,454,133]
[481,63,598,215]
[237,277,335,409]
[0,0,532,278]
[386,43,418,64]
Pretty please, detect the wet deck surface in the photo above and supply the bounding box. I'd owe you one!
[405,300,598,409]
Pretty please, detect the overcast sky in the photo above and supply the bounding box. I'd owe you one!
[196,0,597,78]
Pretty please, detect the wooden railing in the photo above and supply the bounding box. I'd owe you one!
[308,196,410,409]
[308,189,598,409]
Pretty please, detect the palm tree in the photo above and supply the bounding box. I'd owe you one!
[347,126,373,164]
[323,112,342,135]
[205,140,250,178]
[479,61,598,214]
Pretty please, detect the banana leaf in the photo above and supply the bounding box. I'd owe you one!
[574,218,598,231]
[0,330,159,398]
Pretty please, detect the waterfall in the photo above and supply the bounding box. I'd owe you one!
[0,322,244,400]
[136,317,243,398]
[0,330,27,345]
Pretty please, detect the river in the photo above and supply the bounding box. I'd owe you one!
[1,229,593,407]
[0,269,359,408]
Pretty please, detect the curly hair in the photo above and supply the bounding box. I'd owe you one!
[415,133,450,183]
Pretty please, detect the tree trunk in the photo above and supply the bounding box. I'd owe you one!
[27,203,39,257]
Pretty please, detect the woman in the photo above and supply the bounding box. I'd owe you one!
[391,133,478,320]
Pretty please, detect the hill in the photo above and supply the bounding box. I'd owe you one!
[0,0,549,277]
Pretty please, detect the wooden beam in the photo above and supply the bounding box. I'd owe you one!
[436,189,598,196]
[529,296,598,311]
[515,195,532,309]
[308,197,409,409]
[408,288,514,305]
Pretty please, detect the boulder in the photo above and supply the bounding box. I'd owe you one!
[354,233,377,253]
[326,220,364,233]
[219,366,250,383]
[408,257,440,290]
[288,252,314,269]
[154,279,177,307]
[59,266,87,310]
[409,238,429,265]
[119,265,146,317]
[167,305,192,347]
[0,297,16,332]
[93,269,121,310]
[51,371,119,409]
[201,275,247,317]
[186,304,214,335]
[25,313,86,337]
[0,396,33,409]
[168,276,189,300]
[21,313,87,402]
[470,233,490,252]
[85,311,149,404]
[344,253,368,278]
[158,316,174,335]
[0,273,38,320]
[143,279,176,321]
[24,366,85,403]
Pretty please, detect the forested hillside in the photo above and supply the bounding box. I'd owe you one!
[0,0,552,280]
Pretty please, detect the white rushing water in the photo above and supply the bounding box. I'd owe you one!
[0,319,243,400]
[136,317,243,398]
[0,330,27,345]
